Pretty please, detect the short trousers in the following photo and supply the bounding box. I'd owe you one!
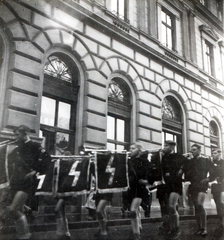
[211,183,224,196]
[95,192,113,206]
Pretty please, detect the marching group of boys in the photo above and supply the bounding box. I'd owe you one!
[1,125,224,240]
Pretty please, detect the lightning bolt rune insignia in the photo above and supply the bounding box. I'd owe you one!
[69,161,80,187]
[105,155,115,186]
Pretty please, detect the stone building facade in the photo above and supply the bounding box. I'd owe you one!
[0,0,224,208]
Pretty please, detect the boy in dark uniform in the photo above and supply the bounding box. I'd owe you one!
[7,125,51,240]
[185,144,214,237]
[210,149,224,233]
[151,140,187,240]
[127,142,153,240]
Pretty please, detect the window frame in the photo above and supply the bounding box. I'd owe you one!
[40,53,79,155]
[107,78,132,151]
[161,7,176,51]
[216,0,223,21]
[107,114,130,150]
[203,40,214,76]
[110,0,129,22]
[209,120,220,152]
[162,96,184,153]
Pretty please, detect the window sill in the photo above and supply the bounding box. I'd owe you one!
[159,44,179,62]
[104,10,130,33]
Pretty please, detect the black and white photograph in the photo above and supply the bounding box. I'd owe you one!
[0,0,224,239]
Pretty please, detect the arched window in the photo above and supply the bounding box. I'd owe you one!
[162,96,183,153]
[107,78,131,150]
[209,120,220,151]
[40,53,79,155]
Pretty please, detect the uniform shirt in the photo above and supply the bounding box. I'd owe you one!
[128,151,153,188]
[161,152,187,185]
[9,140,51,182]
[150,151,187,184]
[184,155,214,184]
[211,158,224,183]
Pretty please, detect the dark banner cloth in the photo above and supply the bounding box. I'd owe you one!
[0,144,9,189]
[55,156,90,196]
[0,143,17,189]
[95,152,129,193]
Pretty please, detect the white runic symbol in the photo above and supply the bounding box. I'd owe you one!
[69,161,80,187]
[105,155,115,186]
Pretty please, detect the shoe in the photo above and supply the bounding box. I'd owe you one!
[133,233,141,240]
[121,207,127,218]
[56,235,71,240]
[94,229,107,239]
[144,211,150,217]
[200,229,207,237]
[15,233,32,240]
[219,225,224,234]
[194,229,201,235]
[87,216,94,221]
[171,229,181,240]
[214,225,224,237]
[158,224,170,235]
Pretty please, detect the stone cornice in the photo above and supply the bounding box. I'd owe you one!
[192,0,224,33]
[69,1,224,97]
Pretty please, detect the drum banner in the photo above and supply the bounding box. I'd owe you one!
[35,160,55,196]
[0,143,17,189]
[0,144,9,189]
[95,152,129,193]
[54,156,90,197]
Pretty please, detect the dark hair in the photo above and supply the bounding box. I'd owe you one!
[191,144,201,150]
[13,125,30,134]
[130,142,142,150]
[164,140,176,146]
[213,149,221,153]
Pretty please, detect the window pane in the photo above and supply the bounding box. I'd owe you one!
[117,145,124,151]
[56,132,69,155]
[107,142,115,151]
[117,119,125,141]
[166,15,172,26]
[118,0,125,16]
[161,11,166,22]
[204,41,212,75]
[58,102,71,129]
[111,0,118,12]
[40,96,56,126]
[167,28,172,49]
[107,116,115,140]
[166,132,174,141]
[161,25,167,45]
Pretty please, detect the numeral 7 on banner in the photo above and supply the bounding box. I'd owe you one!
[36,174,46,189]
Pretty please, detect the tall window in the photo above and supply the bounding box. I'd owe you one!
[209,120,220,152]
[203,40,214,76]
[40,53,79,155]
[162,96,183,153]
[107,79,131,150]
[111,0,128,21]
[200,0,209,8]
[161,8,175,50]
[217,0,223,21]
